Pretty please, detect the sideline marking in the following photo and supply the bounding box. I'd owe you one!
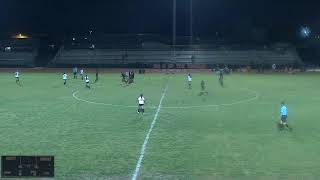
[131,83,169,180]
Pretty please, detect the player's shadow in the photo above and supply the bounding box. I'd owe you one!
[122,83,130,87]
[198,91,208,96]
[16,82,23,87]
[121,81,134,87]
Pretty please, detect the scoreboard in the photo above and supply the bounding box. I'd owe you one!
[1,156,54,178]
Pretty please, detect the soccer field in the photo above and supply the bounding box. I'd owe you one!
[1,71,320,180]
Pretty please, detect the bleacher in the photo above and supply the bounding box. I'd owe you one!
[53,49,301,66]
[194,50,301,65]
[0,39,37,67]
[52,34,302,67]
[54,49,124,65]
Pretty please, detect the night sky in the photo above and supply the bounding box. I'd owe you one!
[0,0,319,41]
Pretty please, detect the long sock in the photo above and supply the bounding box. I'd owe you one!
[278,123,284,130]
[285,124,292,131]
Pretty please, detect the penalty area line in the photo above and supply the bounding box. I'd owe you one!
[131,83,169,180]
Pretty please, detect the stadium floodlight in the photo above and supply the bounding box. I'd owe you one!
[12,33,28,39]
[300,26,311,38]
[190,0,193,46]
[173,0,176,59]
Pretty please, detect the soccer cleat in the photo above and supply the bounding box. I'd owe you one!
[277,123,284,131]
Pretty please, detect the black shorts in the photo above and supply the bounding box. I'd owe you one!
[281,115,287,122]
[139,104,144,107]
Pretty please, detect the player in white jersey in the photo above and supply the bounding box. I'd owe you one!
[85,75,90,88]
[63,73,68,85]
[80,69,84,80]
[137,94,145,114]
[187,74,192,89]
[14,70,20,84]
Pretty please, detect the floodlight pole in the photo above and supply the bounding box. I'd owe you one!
[173,0,176,61]
[190,0,193,48]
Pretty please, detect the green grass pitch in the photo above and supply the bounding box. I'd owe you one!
[0,71,320,180]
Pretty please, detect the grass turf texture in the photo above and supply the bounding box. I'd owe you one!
[0,72,320,180]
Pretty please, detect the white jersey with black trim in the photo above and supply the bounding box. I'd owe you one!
[15,72,19,78]
[138,96,145,105]
[85,76,90,83]
[63,74,68,80]
[187,75,192,82]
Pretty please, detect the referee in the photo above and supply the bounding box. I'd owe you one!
[278,101,292,131]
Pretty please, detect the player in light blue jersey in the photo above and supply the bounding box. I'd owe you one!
[278,101,292,131]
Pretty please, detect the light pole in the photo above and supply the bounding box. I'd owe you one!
[190,0,193,48]
[173,0,177,61]
[173,0,193,58]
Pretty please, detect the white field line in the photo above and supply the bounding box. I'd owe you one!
[72,88,260,109]
[72,91,157,109]
[131,83,169,180]
[162,88,260,109]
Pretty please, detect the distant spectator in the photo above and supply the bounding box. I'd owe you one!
[224,65,231,74]
[272,64,277,71]
[5,46,12,52]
